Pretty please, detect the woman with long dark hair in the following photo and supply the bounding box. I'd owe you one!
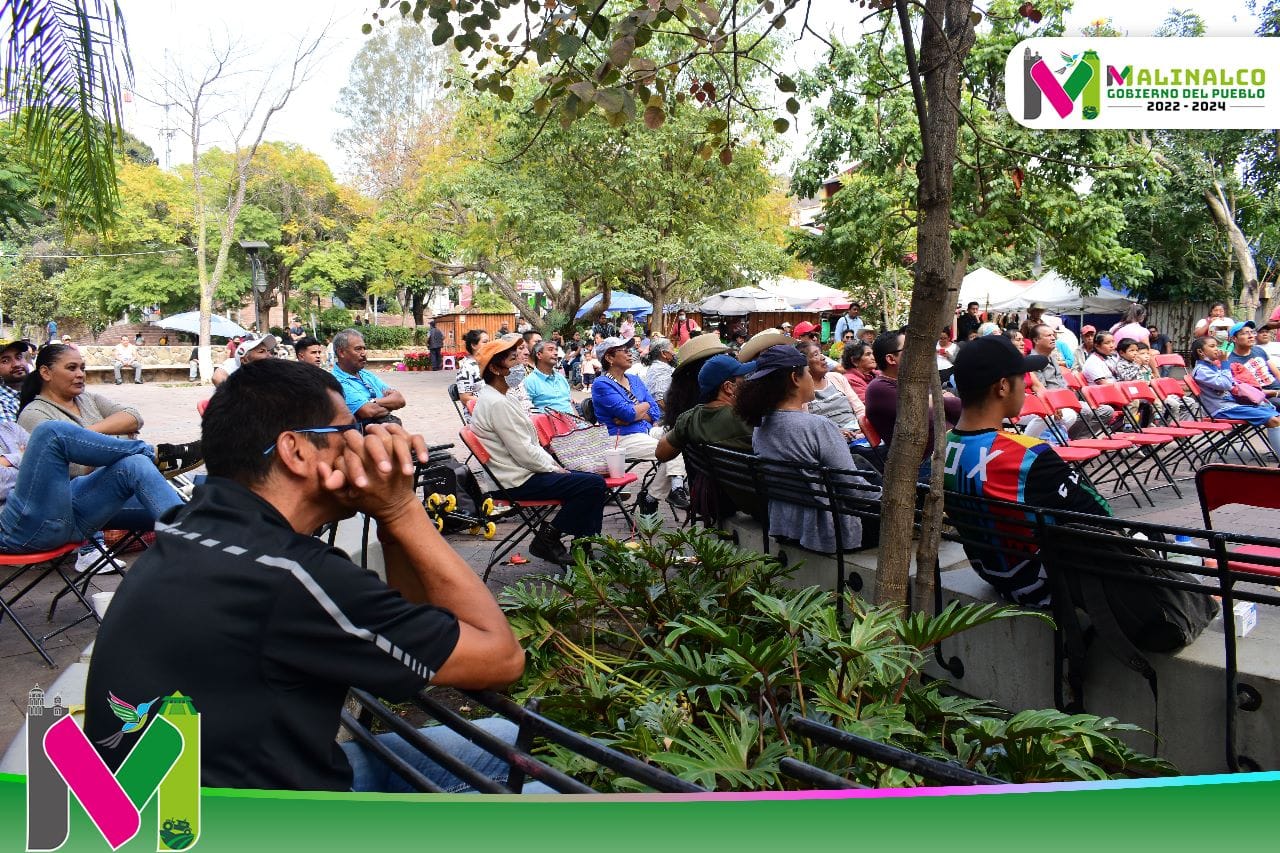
[735,345,875,553]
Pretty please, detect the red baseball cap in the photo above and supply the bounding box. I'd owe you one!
[792,321,819,337]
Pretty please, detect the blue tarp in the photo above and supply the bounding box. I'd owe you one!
[575,291,653,320]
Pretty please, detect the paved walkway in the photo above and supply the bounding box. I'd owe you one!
[2,367,1277,757]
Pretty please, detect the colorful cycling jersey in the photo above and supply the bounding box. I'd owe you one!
[943,429,1112,607]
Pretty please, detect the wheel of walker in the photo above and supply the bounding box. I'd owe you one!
[484,522,496,539]
[481,497,495,516]
[434,516,444,532]
[444,494,457,512]
[427,493,444,510]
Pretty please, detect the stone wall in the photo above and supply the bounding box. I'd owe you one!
[76,346,230,369]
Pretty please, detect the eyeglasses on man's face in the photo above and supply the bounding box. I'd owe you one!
[263,422,363,456]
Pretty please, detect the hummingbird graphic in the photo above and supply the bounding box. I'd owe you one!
[96,692,159,750]
[1055,51,1081,74]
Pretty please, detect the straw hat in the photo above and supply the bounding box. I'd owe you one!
[475,334,523,377]
[673,334,730,373]
[737,330,795,362]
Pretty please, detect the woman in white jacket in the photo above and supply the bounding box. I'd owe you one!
[470,335,606,566]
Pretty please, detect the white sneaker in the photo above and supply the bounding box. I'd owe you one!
[73,550,125,575]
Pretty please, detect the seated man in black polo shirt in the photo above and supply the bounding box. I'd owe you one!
[85,359,530,793]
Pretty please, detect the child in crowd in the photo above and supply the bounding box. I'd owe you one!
[1191,336,1280,458]
[580,350,600,386]
[1112,338,1150,425]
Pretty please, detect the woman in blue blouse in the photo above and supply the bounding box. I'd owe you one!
[590,337,688,514]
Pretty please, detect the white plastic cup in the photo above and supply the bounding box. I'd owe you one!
[604,448,627,478]
[91,591,114,620]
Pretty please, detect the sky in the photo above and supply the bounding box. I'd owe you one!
[117,0,1264,182]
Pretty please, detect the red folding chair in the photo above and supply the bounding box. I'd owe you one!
[1011,394,1101,466]
[1025,391,1144,506]
[1180,374,1272,466]
[1196,465,1280,579]
[459,427,563,582]
[0,541,97,666]
[530,412,639,530]
[1149,377,1241,463]
[1114,380,1208,471]
[856,415,886,472]
[1081,384,1185,498]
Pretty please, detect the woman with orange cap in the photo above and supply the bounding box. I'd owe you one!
[470,336,606,566]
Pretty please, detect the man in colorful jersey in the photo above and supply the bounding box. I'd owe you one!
[943,336,1112,607]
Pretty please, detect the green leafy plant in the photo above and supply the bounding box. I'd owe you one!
[501,526,1174,791]
[357,324,414,349]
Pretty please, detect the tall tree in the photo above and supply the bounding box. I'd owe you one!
[154,30,328,378]
[334,21,449,199]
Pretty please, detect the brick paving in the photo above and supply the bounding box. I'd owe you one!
[1,365,1277,754]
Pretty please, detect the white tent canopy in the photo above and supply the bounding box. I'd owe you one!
[957,267,1030,309]
[988,271,1135,314]
[698,286,793,315]
[755,276,847,307]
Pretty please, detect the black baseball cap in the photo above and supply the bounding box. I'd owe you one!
[952,335,1047,397]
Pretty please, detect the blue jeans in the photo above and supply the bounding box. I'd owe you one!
[503,471,606,536]
[340,716,554,794]
[0,421,183,553]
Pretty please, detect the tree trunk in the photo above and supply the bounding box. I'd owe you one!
[1204,181,1261,316]
[875,0,976,607]
[412,288,426,326]
[912,249,968,615]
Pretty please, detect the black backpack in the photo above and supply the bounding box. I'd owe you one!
[1040,523,1218,730]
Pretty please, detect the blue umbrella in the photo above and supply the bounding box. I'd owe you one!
[575,291,653,320]
[154,311,252,339]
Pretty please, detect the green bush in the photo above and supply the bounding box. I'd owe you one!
[317,307,354,339]
[500,521,1174,791]
[357,325,414,349]
[413,326,432,346]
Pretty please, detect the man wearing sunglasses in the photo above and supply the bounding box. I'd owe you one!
[86,359,530,793]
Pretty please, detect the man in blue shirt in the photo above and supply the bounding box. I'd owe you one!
[332,328,406,425]
[833,303,865,341]
[523,340,575,414]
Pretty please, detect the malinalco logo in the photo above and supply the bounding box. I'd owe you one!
[25,685,201,851]
[1021,47,1104,120]
[1006,38,1280,130]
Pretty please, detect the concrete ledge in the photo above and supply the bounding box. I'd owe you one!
[722,514,1280,774]
[925,566,1280,774]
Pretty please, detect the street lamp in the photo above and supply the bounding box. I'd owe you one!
[239,240,270,332]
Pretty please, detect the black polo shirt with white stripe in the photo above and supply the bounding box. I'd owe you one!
[84,477,459,791]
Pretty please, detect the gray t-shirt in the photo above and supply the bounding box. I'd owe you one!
[1034,353,1068,391]
[807,383,858,429]
[751,409,877,553]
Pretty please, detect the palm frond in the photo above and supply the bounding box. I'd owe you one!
[2,0,131,229]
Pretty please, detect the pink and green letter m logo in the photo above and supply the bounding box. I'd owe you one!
[26,692,200,851]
